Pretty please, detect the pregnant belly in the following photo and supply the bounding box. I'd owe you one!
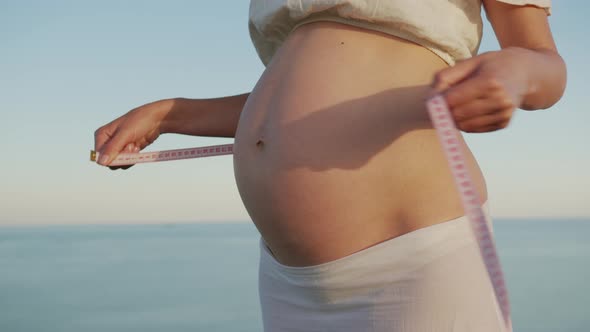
[233,22,487,267]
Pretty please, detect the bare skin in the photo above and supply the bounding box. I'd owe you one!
[94,2,565,267]
[233,22,489,266]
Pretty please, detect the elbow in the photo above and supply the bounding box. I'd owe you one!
[522,51,567,111]
[555,53,568,103]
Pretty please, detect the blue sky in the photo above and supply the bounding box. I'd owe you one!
[0,1,588,226]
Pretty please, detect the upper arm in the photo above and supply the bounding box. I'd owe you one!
[483,0,557,52]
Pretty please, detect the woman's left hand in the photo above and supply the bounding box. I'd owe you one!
[430,47,533,133]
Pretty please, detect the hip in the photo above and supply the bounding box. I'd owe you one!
[258,206,505,332]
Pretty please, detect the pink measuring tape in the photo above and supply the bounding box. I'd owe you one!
[427,95,512,332]
[90,144,233,166]
[90,95,512,330]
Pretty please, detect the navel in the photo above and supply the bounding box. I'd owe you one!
[256,137,265,149]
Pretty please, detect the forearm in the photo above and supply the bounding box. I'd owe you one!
[513,47,567,111]
[160,93,249,137]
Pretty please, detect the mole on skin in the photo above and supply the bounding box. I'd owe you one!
[256,138,264,148]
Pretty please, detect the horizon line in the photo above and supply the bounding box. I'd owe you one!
[1,216,590,229]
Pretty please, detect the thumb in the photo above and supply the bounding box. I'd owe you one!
[97,130,134,166]
[431,56,485,93]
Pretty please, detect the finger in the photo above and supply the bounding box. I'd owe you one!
[451,98,500,122]
[106,143,138,170]
[444,75,504,110]
[108,164,133,171]
[431,56,484,93]
[456,108,514,133]
[463,121,510,133]
[97,130,134,166]
[94,126,115,154]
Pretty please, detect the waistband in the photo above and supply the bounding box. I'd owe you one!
[259,202,492,283]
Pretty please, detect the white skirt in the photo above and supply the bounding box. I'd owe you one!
[258,203,508,331]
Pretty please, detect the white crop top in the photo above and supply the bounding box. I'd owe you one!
[248,0,551,66]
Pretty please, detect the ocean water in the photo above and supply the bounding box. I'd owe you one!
[0,220,588,332]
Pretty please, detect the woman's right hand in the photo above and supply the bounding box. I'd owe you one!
[94,99,174,169]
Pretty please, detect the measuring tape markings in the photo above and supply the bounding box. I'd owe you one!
[90,144,234,166]
[426,95,512,332]
[90,95,512,331]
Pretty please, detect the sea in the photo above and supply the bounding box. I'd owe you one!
[0,219,589,332]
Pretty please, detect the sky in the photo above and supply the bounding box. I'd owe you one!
[0,1,588,226]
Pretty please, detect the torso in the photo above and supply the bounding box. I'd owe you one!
[233,22,487,267]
